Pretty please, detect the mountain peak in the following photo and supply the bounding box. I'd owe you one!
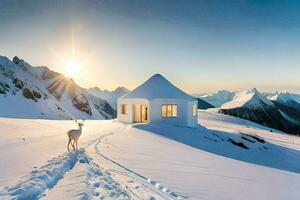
[0,54,117,119]
[114,86,130,93]
[89,87,102,92]
[267,90,300,105]
[221,88,274,109]
[199,90,236,107]
[12,56,21,63]
[245,88,259,95]
[12,56,27,66]
[12,56,31,71]
[217,89,231,93]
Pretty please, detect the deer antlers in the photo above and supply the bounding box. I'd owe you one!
[75,119,85,125]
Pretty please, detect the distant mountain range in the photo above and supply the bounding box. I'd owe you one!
[1,54,300,135]
[87,86,129,109]
[197,89,300,135]
[197,90,236,107]
[0,55,129,119]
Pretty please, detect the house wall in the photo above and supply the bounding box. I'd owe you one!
[118,98,198,127]
[117,98,149,123]
[149,98,197,127]
[186,100,198,127]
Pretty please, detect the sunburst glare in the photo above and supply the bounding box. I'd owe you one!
[65,58,80,78]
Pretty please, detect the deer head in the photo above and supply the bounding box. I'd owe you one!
[75,119,85,127]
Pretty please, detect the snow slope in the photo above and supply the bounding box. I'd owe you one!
[267,92,300,121]
[0,55,116,119]
[1,111,300,200]
[199,89,300,109]
[267,91,300,105]
[199,90,236,107]
[221,88,274,109]
[217,88,300,135]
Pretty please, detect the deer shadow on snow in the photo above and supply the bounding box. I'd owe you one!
[134,123,300,175]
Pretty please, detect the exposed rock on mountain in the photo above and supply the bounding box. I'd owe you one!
[218,88,300,135]
[0,55,116,119]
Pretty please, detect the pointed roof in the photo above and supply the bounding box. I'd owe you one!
[121,74,196,101]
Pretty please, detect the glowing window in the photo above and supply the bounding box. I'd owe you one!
[193,104,197,117]
[121,104,128,115]
[162,105,167,117]
[167,105,172,117]
[162,104,177,117]
[172,105,177,117]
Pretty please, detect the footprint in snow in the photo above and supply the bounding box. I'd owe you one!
[79,158,87,163]
[92,191,100,197]
[94,182,100,188]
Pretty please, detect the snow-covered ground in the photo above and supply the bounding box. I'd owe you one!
[0,111,300,200]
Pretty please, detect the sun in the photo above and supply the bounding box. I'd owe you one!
[65,58,80,78]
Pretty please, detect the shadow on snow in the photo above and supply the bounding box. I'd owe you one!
[134,123,300,175]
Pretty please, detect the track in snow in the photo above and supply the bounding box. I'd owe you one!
[91,124,189,200]
[66,150,135,200]
[0,152,78,200]
[0,123,189,200]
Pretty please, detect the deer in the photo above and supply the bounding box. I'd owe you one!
[67,119,84,152]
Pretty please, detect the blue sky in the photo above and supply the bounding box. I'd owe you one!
[0,0,300,93]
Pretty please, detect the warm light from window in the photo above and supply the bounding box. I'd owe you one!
[172,105,177,117]
[193,104,197,117]
[121,104,128,115]
[162,105,167,117]
[162,104,177,117]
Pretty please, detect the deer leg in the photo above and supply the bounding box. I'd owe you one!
[72,140,76,151]
[67,138,71,152]
[76,140,78,151]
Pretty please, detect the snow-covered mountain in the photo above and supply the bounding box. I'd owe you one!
[218,88,300,135]
[221,88,275,109]
[267,91,300,103]
[266,91,300,125]
[199,90,237,107]
[0,55,116,119]
[87,86,129,109]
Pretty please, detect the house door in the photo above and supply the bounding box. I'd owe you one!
[141,105,148,123]
[133,105,148,123]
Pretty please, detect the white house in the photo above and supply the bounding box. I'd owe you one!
[117,74,198,127]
